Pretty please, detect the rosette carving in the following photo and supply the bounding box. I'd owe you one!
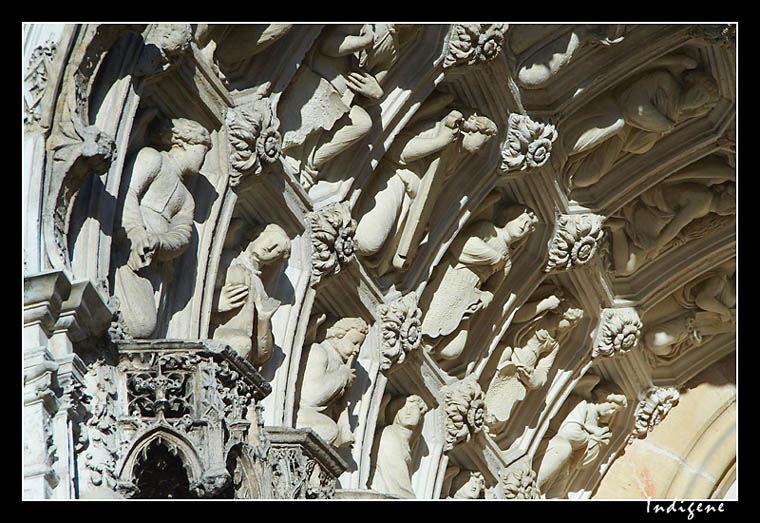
[443,24,508,69]
[499,458,541,499]
[630,386,680,441]
[377,293,422,371]
[545,213,605,272]
[440,375,485,452]
[500,113,558,172]
[307,201,357,286]
[226,96,281,187]
[593,308,642,358]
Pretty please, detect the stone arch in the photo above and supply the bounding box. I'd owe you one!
[118,426,205,498]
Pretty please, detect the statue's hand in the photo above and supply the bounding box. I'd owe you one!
[346,71,383,100]
[128,232,158,271]
[255,293,281,319]
[217,283,248,313]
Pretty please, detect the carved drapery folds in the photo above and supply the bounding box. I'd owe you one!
[440,374,485,452]
[308,202,357,286]
[500,113,558,173]
[377,293,422,372]
[443,24,508,69]
[545,213,605,273]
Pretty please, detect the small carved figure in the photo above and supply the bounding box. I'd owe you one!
[643,259,735,362]
[511,25,625,89]
[419,204,539,363]
[535,376,627,498]
[559,56,720,188]
[354,92,498,275]
[485,287,584,434]
[280,24,419,191]
[446,469,486,499]
[195,24,293,84]
[113,117,212,338]
[210,218,291,367]
[296,316,369,447]
[369,394,429,498]
[608,178,735,276]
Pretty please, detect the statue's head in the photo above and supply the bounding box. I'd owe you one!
[154,117,212,176]
[387,394,428,430]
[459,111,498,154]
[326,317,369,361]
[247,223,291,265]
[679,69,720,120]
[451,471,486,499]
[496,204,539,243]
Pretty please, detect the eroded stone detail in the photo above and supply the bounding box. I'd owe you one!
[226,94,282,187]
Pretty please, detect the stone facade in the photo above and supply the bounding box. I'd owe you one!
[23,23,736,500]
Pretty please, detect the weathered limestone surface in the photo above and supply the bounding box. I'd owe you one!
[22,22,736,501]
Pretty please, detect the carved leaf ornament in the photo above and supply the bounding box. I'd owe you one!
[545,214,604,272]
[441,375,485,452]
[377,293,422,371]
[593,309,643,358]
[501,113,558,172]
[443,24,508,69]
[308,202,357,285]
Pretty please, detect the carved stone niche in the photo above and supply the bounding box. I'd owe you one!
[265,427,349,499]
[78,339,271,499]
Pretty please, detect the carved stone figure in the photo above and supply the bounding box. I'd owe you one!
[354,93,497,275]
[113,117,212,338]
[296,316,369,447]
[369,394,428,498]
[419,204,538,363]
[280,24,418,191]
[210,218,291,367]
[535,376,627,498]
[643,259,735,363]
[608,176,735,276]
[510,25,625,89]
[485,286,584,434]
[195,24,294,84]
[446,469,486,499]
[559,56,720,188]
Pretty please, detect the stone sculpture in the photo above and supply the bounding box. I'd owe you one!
[113,117,212,338]
[195,24,293,84]
[210,218,291,367]
[419,204,538,363]
[485,286,584,434]
[510,25,625,89]
[369,394,429,498]
[535,376,627,498]
[559,56,720,188]
[296,316,369,447]
[354,92,497,275]
[280,24,418,191]
[608,178,735,276]
[643,259,735,363]
[446,469,486,499]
